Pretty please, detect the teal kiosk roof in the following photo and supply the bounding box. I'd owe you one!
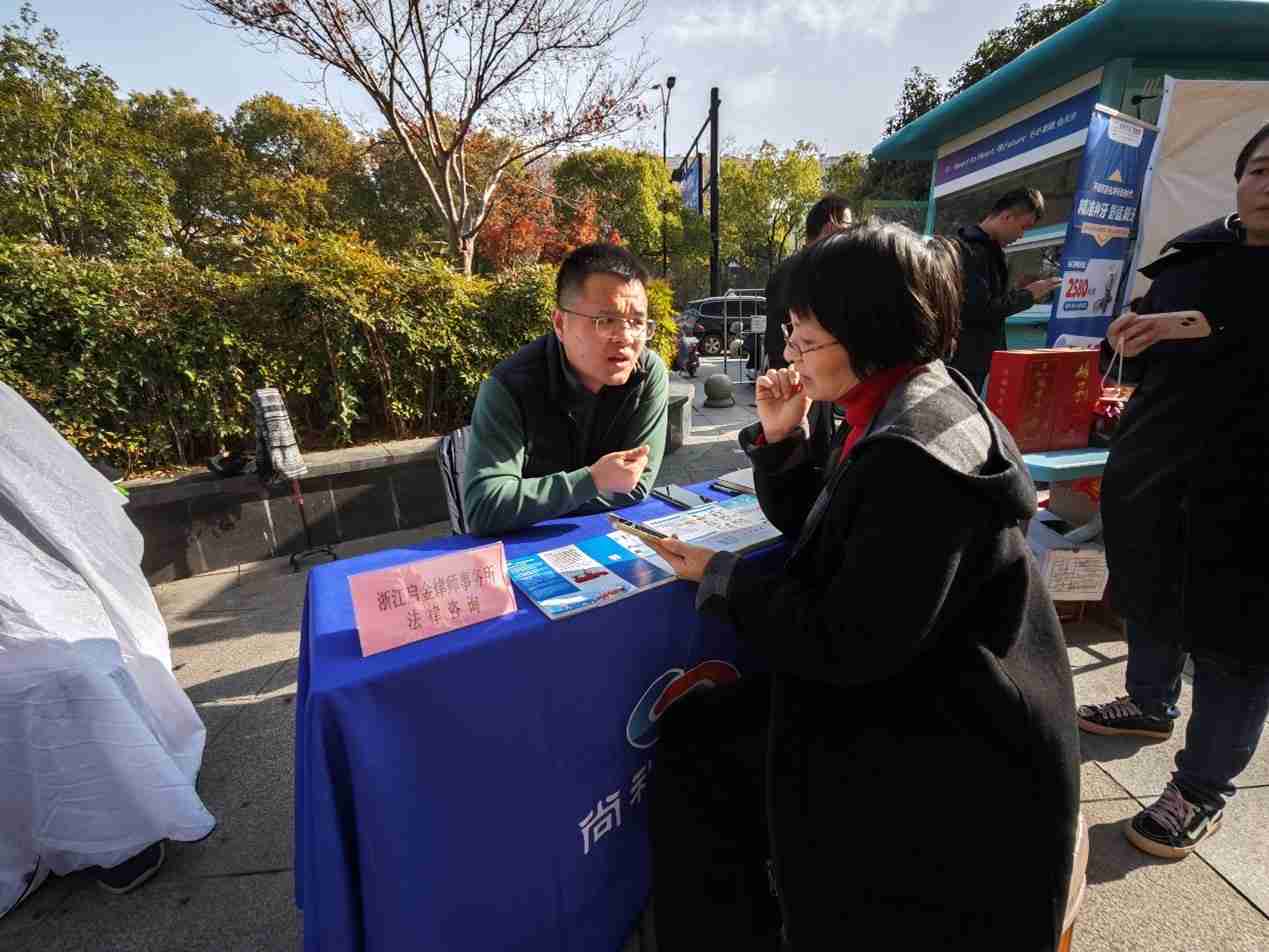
[873,0,1269,161]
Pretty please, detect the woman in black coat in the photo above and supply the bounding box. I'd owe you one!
[1077,124,1269,860]
[647,223,1080,951]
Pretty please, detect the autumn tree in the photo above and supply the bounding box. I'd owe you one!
[197,0,651,274]
[0,5,173,257]
[720,141,823,283]
[949,0,1103,95]
[854,67,945,205]
[358,136,449,256]
[127,89,246,259]
[476,168,558,271]
[552,147,675,263]
[822,151,867,212]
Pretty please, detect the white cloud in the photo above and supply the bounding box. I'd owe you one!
[730,67,782,112]
[666,0,933,47]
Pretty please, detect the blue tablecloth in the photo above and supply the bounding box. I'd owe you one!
[294,483,786,952]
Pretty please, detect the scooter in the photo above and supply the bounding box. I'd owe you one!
[673,329,701,377]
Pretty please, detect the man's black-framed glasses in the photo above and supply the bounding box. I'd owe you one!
[560,307,653,341]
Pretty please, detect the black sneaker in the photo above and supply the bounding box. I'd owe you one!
[1126,783,1223,859]
[92,842,165,894]
[1077,696,1173,740]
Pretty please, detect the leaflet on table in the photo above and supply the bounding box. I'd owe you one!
[711,466,756,495]
[642,494,780,554]
[507,531,678,620]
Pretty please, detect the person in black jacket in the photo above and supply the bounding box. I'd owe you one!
[1077,123,1269,860]
[646,223,1080,951]
[949,187,1061,391]
[762,194,853,462]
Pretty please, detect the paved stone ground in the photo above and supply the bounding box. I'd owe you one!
[4,358,1267,950]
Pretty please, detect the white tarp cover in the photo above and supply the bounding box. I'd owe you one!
[0,383,214,915]
[1130,78,1269,300]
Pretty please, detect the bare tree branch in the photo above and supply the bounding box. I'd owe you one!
[195,0,650,271]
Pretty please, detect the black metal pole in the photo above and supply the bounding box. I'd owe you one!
[661,89,670,277]
[709,87,720,298]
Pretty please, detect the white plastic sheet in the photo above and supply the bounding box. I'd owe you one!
[0,384,215,915]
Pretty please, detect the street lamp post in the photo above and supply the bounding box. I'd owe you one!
[654,75,676,277]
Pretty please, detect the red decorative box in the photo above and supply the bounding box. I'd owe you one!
[987,349,1099,453]
[1048,350,1100,450]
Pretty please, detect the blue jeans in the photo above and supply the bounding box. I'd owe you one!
[1126,621,1269,809]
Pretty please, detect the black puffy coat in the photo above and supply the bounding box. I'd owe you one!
[1100,215,1269,662]
[715,362,1080,949]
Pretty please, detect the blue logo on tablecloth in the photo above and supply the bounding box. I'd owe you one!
[626,660,740,748]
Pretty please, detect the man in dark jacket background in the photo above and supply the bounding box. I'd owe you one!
[1078,123,1269,860]
[949,187,1061,391]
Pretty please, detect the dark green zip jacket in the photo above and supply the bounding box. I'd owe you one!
[463,334,668,535]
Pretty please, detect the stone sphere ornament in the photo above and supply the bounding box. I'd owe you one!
[703,373,735,408]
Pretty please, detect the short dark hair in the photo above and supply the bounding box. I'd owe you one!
[1235,122,1269,181]
[786,220,961,379]
[805,194,853,241]
[555,243,649,305]
[989,187,1045,221]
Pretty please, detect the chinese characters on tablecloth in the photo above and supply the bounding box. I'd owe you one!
[578,761,652,856]
[348,543,516,656]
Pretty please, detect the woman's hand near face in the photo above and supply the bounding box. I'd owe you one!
[756,367,812,443]
[645,536,716,583]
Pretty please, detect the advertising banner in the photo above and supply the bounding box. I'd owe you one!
[678,154,702,214]
[1047,105,1158,343]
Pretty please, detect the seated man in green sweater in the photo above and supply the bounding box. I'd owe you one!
[463,243,669,535]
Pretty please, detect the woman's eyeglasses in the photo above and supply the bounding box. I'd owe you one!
[782,322,840,359]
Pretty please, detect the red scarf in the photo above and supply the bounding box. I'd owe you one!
[836,363,922,462]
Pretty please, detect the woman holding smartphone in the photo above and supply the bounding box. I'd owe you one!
[1077,123,1269,860]
[645,222,1080,951]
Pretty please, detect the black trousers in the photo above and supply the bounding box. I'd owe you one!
[649,675,782,952]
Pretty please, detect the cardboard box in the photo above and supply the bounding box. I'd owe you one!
[987,349,1099,453]
[1027,509,1108,602]
[1048,481,1100,527]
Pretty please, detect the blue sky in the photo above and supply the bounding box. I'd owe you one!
[22,0,1026,155]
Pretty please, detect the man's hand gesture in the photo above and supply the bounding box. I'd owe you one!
[590,445,651,495]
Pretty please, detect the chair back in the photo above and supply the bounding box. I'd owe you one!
[438,426,471,535]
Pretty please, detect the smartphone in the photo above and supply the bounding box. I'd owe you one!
[607,513,670,544]
[652,484,711,510]
[1135,310,1211,340]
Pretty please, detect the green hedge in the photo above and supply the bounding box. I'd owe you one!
[0,231,680,475]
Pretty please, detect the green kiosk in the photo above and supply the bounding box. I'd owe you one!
[872,0,1269,349]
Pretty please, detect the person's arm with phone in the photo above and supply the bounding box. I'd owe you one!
[1099,268,1204,383]
[961,255,1059,333]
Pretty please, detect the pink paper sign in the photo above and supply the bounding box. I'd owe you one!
[348,542,518,656]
